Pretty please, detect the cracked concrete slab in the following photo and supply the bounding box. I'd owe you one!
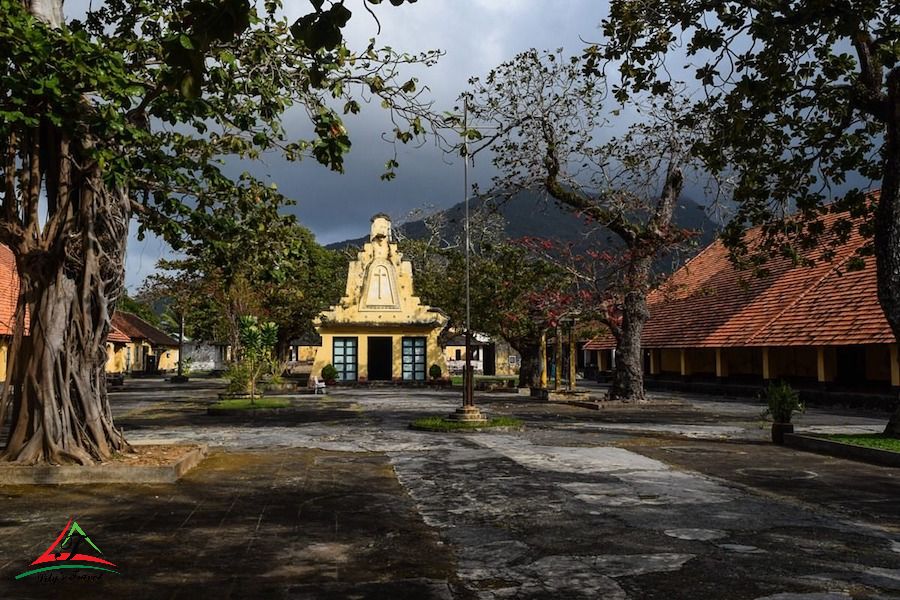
[14,381,893,599]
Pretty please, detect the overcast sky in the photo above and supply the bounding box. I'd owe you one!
[65,1,612,289]
[272,0,612,240]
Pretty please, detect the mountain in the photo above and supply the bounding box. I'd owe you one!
[326,190,720,252]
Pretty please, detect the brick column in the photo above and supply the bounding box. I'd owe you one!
[554,327,562,391]
[539,330,548,389]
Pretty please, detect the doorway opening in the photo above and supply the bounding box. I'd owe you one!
[368,337,393,381]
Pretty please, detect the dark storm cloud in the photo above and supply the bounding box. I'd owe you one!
[277,0,611,243]
[64,1,612,288]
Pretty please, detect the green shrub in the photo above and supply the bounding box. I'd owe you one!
[762,381,803,423]
[321,364,339,382]
[429,364,442,379]
[226,362,251,394]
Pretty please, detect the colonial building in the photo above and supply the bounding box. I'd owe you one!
[110,311,179,374]
[311,214,448,383]
[586,209,900,396]
[105,326,132,375]
[0,245,135,381]
[0,245,18,381]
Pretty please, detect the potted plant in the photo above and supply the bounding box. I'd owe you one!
[762,380,803,444]
[321,364,339,386]
[429,364,442,381]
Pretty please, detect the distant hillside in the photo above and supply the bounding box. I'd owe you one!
[327,190,719,253]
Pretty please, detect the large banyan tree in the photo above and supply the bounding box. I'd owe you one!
[0,0,434,464]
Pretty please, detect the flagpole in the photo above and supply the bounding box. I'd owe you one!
[449,95,484,422]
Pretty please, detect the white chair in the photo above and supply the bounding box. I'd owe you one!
[312,375,326,395]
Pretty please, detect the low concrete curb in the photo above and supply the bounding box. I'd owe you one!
[567,400,605,410]
[207,406,292,416]
[408,424,524,434]
[0,444,208,485]
[784,433,900,468]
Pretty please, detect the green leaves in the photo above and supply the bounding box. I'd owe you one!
[311,110,351,171]
[2,0,439,308]
[238,315,278,357]
[161,0,253,99]
[290,2,352,53]
[600,0,894,275]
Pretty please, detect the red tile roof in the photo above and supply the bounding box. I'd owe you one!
[107,326,131,344]
[111,311,178,347]
[0,245,19,336]
[586,207,895,350]
[0,245,148,345]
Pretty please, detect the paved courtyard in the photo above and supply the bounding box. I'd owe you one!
[1,380,898,599]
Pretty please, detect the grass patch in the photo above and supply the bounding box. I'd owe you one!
[822,433,900,452]
[411,415,523,432]
[209,397,291,411]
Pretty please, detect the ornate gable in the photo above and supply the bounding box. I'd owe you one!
[317,215,447,328]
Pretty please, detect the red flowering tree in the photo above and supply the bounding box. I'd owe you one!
[467,50,704,401]
[403,235,571,388]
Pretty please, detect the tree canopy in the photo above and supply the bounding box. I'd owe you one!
[597,1,899,327]
[464,49,700,400]
[0,0,437,464]
[598,0,900,425]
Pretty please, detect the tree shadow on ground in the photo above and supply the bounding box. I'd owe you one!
[0,449,456,600]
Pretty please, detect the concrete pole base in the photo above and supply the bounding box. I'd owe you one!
[446,406,488,423]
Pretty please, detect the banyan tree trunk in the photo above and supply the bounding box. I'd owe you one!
[0,0,130,464]
[2,171,131,465]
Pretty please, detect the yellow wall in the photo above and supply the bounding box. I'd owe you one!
[105,343,128,374]
[296,346,319,363]
[494,339,520,376]
[313,326,446,381]
[155,347,179,371]
[660,349,681,374]
[865,344,892,382]
[444,344,465,363]
[312,215,448,382]
[0,341,7,382]
[122,341,179,373]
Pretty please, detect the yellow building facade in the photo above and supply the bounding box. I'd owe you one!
[311,215,449,383]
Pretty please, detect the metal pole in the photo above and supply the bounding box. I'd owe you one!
[177,312,185,378]
[463,98,473,408]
